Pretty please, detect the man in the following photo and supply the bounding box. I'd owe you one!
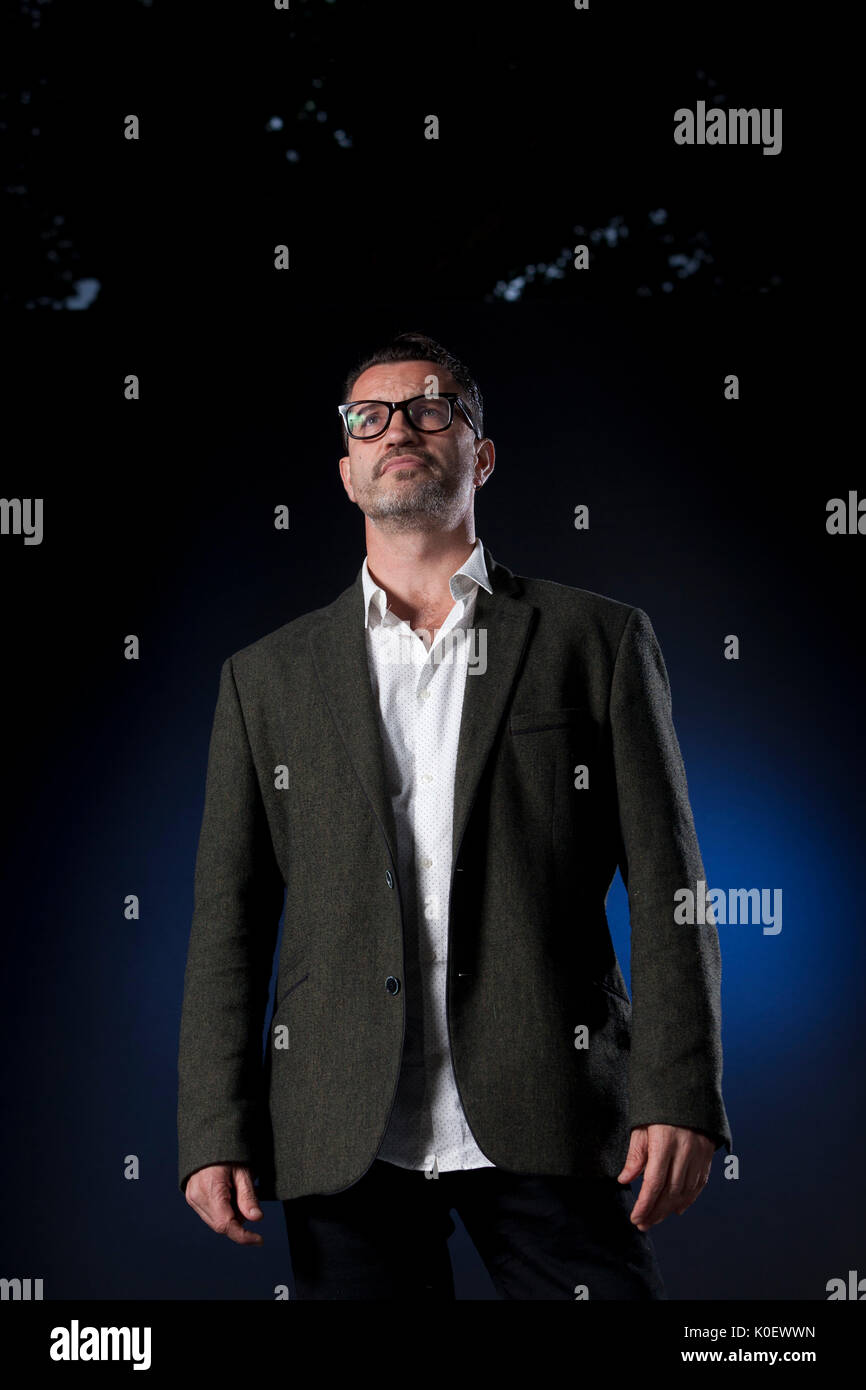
[178,331,731,1300]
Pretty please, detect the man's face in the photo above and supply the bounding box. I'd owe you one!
[339,360,481,532]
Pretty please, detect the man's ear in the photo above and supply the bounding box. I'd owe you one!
[338,453,355,500]
[475,436,495,484]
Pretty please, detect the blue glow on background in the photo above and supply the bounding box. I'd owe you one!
[608,745,852,1057]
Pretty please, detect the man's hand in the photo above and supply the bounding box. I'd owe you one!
[617,1124,714,1231]
[184,1163,265,1245]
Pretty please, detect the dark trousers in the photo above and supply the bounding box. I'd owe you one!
[282,1159,666,1300]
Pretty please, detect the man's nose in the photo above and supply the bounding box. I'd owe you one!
[380,404,422,445]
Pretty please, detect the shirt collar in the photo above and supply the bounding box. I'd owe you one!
[361,537,492,628]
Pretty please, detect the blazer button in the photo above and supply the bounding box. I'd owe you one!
[385,976,400,995]
[385,870,394,888]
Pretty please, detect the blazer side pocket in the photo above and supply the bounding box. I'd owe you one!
[590,976,631,1006]
[275,971,310,1013]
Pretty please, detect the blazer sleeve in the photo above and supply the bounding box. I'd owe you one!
[609,607,732,1153]
[177,656,286,1194]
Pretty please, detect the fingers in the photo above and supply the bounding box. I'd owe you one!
[234,1166,264,1222]
[629,1135,673,1231]
[628,1126,713,1231]
[616,1126,648,1184]
[185,1165,264,1246]
[673,1157,712,1215]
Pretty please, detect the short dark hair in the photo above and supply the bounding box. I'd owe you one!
[340,331,484,447]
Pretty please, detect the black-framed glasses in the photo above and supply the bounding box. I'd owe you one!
[337,393,480,441]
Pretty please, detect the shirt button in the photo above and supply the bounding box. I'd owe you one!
[421,857,433,868]
[385,976,400,995]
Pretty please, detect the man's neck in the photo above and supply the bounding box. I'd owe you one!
[365,527,478,627]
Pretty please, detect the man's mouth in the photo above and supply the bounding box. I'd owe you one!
[380,456,427,474]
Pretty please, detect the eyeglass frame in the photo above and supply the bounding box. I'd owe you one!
[337,393,481,442]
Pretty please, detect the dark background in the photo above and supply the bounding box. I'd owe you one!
[3,0,860,1303]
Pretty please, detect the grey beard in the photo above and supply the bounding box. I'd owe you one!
[360,473,460,530]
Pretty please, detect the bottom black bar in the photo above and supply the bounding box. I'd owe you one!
[2,1299,861,1376]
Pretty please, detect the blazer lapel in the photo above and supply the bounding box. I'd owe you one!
[451,549,534,862]
[308,571,401,863]
[307,545,535,870]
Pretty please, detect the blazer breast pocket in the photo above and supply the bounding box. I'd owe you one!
[509,706,592,735]
[505,707,602,859]
[507,707,610,860]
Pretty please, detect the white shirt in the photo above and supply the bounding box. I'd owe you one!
[361,537,497,1177]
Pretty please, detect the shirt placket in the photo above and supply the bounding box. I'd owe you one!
[416,599,470,1177]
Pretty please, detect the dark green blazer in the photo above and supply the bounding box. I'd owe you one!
[177,546,731,1201]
